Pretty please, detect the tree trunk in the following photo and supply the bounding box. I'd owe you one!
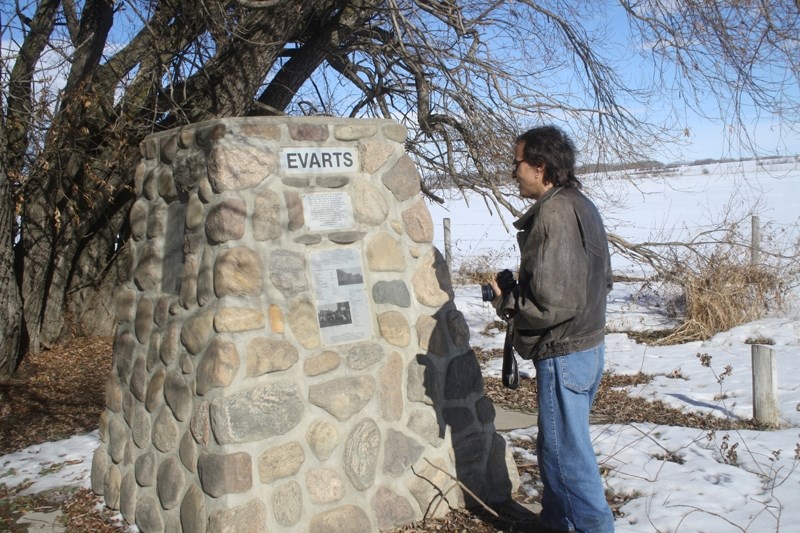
[0,170,24,379]
[19,177,58,353]
[37,229,80,344]
[67,244,133,338]
[66,193,134,337]
[1,0,62,372]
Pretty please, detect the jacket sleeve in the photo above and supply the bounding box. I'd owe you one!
[513,200,587,331]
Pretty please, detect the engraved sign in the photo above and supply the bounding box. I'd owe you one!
[310,247,372,345]
[302,192,354,231]
[281,147,359,175]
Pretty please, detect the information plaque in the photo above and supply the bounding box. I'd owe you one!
[309,247,373,344]
[302,192,355,231]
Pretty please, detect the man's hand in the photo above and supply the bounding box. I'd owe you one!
[489,279,502,307]
[492,279,517,320]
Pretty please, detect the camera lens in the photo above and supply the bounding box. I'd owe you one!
[481,284,495,302]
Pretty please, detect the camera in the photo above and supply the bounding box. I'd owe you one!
[481,269,517,302]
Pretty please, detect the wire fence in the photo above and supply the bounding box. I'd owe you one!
[434,214,800,278]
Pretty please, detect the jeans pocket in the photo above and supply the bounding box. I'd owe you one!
[558,348,600,393]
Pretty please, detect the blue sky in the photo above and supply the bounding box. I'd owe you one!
[598,6,800,162]
[678,114,800,161]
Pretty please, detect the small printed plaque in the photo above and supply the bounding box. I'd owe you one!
[302,192,355,231]
[281,147,359,175]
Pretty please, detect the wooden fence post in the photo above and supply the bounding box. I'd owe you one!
[751,344,778,426]
[443,218,452,275]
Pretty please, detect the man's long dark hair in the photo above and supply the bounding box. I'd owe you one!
[516,126,582,189]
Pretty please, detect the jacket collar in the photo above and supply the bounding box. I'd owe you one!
[513,187,561,231]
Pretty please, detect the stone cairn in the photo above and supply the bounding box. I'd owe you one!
[91,116,519,533]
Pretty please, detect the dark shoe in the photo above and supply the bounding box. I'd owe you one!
[487,500,538,531]
[531,520,572,533]
[487,501,573,533]
[516,513,572,533]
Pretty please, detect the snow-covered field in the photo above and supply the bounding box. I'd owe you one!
[2,158,799,532]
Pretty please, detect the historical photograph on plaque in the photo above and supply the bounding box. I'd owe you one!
[309,247,372,344]
[317,302,352,328]
[336,267,363,285]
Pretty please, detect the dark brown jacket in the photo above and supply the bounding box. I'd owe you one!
[500,186,612,360]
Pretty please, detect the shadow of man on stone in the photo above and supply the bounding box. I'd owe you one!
[407,248,540,531]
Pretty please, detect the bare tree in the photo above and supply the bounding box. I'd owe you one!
[1,0,798,378]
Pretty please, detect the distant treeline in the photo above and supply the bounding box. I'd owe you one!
[577,154,798,174]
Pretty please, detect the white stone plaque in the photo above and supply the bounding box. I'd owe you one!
[309,247,373,345]
[281,147,359,175]
[302,192,354,231]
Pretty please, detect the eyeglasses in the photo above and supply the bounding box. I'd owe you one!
[512,159,525,171]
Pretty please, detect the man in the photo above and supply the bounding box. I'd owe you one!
[490,126,614,533]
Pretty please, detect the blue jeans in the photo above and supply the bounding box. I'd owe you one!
[535,343,615,533]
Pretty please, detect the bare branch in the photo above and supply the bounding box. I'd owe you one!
[235,0,287,8]
[4,0,61,177]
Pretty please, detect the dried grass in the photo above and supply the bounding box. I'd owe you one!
[452,250,516,285]
[454,263,496,285]
[654,255,785,345]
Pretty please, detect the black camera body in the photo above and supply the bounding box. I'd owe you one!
[481,269,517,302]
[481,269,520,389]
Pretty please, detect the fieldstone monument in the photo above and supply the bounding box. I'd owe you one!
[91,116,519,532]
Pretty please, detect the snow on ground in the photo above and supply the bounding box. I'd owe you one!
[478,279,800,533]
[1,158,799,532]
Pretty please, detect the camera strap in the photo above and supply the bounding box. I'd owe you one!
[502,320,519,389]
